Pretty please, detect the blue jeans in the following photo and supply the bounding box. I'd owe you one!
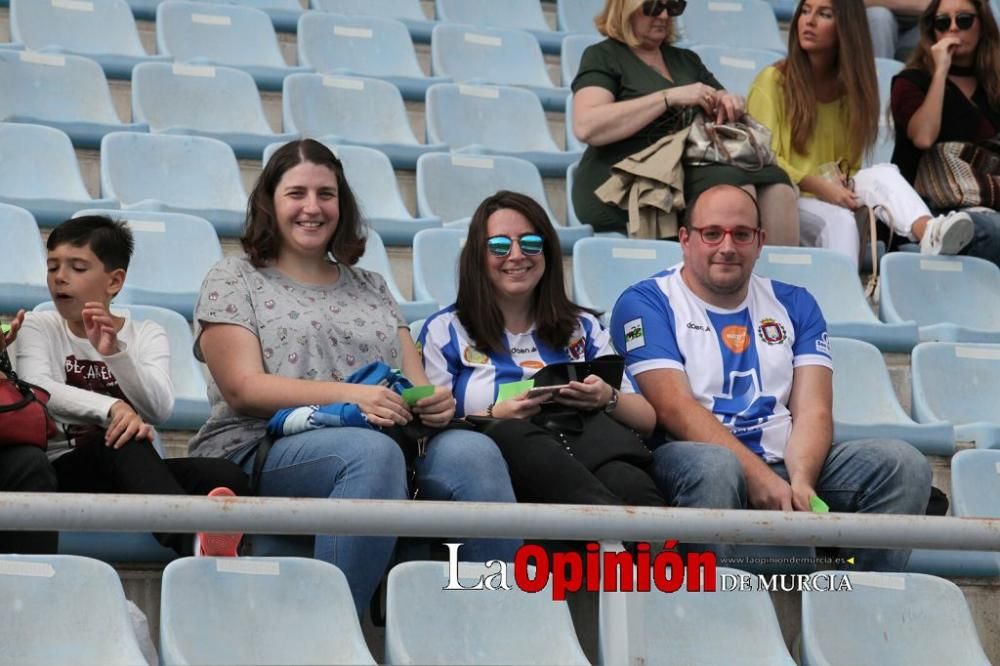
[867,7,921,60]
[962,209,1000,266]
[413,429,521,563]
[239,427,408,615]
[651,439,932,571]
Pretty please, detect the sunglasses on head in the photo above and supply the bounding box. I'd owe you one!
[933,12,977,31]
[641,0,687,17]
[486,234,544,257]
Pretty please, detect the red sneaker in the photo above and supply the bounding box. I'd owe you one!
[195,487,243,557]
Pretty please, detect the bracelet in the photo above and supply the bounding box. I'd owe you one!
[604,387,620,414]
[487,403,496,417]
[661,89,670,110]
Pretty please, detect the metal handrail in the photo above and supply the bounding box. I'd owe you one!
[1,492,998,551]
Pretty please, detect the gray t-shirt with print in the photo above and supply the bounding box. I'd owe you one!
[188,256,406,459]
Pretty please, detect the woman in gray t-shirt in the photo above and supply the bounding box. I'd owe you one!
[191,140,518,615]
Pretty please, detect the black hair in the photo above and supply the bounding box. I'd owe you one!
[47,215,134,272]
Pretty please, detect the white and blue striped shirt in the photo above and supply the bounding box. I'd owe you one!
[419,306,636,418]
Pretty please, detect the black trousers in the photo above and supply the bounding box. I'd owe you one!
[52,438,251,556]
[484,419,666,507]
[0,446,58,554]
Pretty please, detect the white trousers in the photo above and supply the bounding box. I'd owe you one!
[797,163,932,266]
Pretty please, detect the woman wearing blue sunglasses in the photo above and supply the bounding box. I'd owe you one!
[571,0,799,245]
[890,0,1000,264]
[418,191,664,508]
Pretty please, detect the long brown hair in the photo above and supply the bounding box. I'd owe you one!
[242,139,366,267]
[907,0,1000,109]
[780,0,880,161]
[455,191,590,354]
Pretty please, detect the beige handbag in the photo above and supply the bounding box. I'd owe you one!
[684,113,777,172]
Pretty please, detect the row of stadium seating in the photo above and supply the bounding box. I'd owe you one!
[1,552,991,664]
[1,0,801,53]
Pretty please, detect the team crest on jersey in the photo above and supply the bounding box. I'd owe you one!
[721,325,751,353]
[568,337,585,360]
[463,346,489,365]
[415,340,423,358]
[816,332,831,355]
[757,318,787,345]
[624,318,645,351]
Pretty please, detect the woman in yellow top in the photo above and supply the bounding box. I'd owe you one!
[747,0,975,266]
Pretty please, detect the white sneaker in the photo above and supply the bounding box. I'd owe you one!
[920,211,974,255]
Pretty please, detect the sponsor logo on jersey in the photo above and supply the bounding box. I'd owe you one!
[721,325,751,354]
[624,318,645,351]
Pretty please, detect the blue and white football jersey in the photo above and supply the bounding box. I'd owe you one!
[419,306,636,418]
[610,266,832,462]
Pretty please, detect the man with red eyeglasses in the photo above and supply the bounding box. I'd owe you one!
[610,184,932,571]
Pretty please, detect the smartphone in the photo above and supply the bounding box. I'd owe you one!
[525,384,570,399]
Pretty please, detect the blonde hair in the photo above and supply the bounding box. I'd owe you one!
[595,0,677,48]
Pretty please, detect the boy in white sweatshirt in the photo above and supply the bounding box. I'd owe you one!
[16,215,248,556]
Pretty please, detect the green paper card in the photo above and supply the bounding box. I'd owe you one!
[497,379,535,403]
[401,385,435,406]
[810,496,830,513]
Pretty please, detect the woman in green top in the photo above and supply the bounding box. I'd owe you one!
[571,0,798,242]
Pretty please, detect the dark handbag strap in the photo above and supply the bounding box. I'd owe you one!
[0,379,40,414]
[250,435,275,496]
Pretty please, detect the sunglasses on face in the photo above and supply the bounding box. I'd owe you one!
[933,12,977,31]
[690,225,760,246]
[486,234,545,257]
[641,0,687,17]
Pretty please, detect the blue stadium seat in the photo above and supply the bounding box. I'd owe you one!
[0,123,118,226]
[829,337,954,455]
[879,253,1000,343]
[0,50,147,149]
[678,0,785,53]
[766,0,798,20]
[866,57,904,167]
[9,0,169,80]
[297,12,447,102]
[160,557,376,666]
[800,571,990,665]
[600,565,794,665]
[132,62,296,159]
[126,0,166,19]
[572,237,681,322]
[310,0,437,43]
[0,204,49,312]
[435,0,569,55]
[34,300,212,429]
[426,83,584,177]
[951,449,1000,516]
[416,152,591,254]
[0,555,150,665]
[74,208,223,320]
[754,246,918,351]
[156,0,310,91]
[557,0,603,34]
[912,342,1000,449]
[431,23,569,112]
[385,560,588,665]
[561,32,602,86]
[282,73,447,170]
[202,0,304,32]
[265,141,441,247]
[875,57,905,107]
[101,131,248,236]
[690,45,782,98]
[412,228,466,306]
[355,230,440,323]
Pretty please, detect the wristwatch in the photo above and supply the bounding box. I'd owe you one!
[604,387,620,414]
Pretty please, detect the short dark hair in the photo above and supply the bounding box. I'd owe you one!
[47,215,134,272]
[243,139,366,267]
[684,184,762,229]
[456,190,593,354]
